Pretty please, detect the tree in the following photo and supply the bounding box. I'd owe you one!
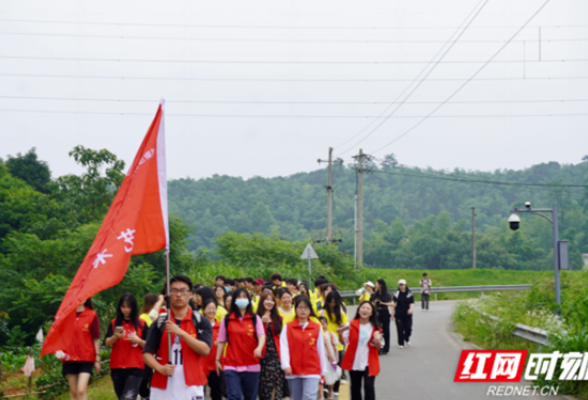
[52,146,125,225]
[5,148,51,194]
[381,153,399,169]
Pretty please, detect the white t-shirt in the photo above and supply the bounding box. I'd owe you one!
[150,335,205,400]
[351,323,374,371]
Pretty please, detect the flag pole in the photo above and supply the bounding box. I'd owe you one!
[165,248,172,367]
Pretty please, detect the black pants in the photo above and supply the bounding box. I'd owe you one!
[378,313,391,353]
[349,368,376,400]
[207,370,223,400]
[334,350,344,393]
[139,367,152,399]
[395,315,413,346]
[421,293,430,309]
[111,373,142,400]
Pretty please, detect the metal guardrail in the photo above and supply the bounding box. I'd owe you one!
[341,284,532,298]
[477,309,550,346]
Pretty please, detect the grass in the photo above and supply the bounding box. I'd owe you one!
[452,271,588,399]
[54,374,116,400]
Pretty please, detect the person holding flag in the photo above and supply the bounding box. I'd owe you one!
[143,275,212,399]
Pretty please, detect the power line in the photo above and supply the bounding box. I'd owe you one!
[1,18,587,30]
[335,0,491,154]
[371,169,588,189]
[0,72,584,83]
[369,0,554,155]
[1,109,587,119]
[2,95,587,105]
[1,30,587,44]
[0,54,584,64]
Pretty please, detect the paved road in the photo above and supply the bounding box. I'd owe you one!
[347,301,569,400]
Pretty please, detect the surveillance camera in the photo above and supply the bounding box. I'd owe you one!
[509,213,521,230]
[525,202,531,209]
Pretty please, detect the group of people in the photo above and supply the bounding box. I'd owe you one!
[58,272,432,400]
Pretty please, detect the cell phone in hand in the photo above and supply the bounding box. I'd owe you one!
[115,326,124,334]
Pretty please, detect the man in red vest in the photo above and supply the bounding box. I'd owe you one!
[143,275,212,400]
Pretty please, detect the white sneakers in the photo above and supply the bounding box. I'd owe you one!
[399,345,404,349]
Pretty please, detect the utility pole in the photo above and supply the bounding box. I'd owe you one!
[318,147,343,244]
[357,149,364,266]
[351,149,371,268]
[471,206,476,269]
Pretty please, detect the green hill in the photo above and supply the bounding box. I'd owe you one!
[169,156,588,270]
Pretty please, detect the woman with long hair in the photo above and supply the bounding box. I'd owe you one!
[341,301,384,400]
[60,298,101,400]
[280,296,328,400]
[322,290,348,395]
[202,299,223,400]
[256,291,284,400]
[215,287,266,400]
[105,294,147,400]
[371,279,393,354]
[214,285,229,314]
[392,279,414,348]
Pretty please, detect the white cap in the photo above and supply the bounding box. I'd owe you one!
[364,281,375,288]
[398,279,407,285]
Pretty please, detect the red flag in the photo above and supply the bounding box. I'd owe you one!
[41,101,169,357]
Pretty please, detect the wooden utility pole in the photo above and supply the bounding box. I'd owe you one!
[318,147,342,244]
[471,206,476,269]
[357,149,364,266]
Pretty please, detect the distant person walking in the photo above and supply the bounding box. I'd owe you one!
[392,279,414,349]
[419,273,432,310]
[371,279,393,355]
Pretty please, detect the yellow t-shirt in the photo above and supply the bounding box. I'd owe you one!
[324,308,348,351]
[216,305,228,323]
[252,295,260,313]
[139,313,152,327]
[278,307,296,324]
[359,292,372,303]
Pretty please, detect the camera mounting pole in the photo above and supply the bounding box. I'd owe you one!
[511,206,560,314]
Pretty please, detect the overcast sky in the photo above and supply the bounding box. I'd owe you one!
[1,0,587,180]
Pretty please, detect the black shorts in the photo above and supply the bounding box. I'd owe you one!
[62,361,94,375]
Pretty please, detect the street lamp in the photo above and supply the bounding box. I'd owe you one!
[509,202,567,315]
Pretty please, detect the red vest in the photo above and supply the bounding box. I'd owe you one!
[224,313,259,367]
[63,308,97,363]
[341,319,381,376]
[109,319,146,370]
[286,319,321,376]
[151,308,208,389]
[262,319,281,359]
[205,320,220,374]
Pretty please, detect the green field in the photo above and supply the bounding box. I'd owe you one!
[359,269,584,300]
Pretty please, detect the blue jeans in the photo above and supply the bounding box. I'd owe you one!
[224,370,260,400]
[287,377,319,400]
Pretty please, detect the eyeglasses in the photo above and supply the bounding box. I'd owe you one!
[170,289,191,296]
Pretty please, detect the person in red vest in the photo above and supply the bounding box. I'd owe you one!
[215,287,266,400]
[341,301,384,400]
[280,296,328,400]
[104,293,148,400]
[256,291,284,400]
[60,298,101,400]
[201,298,222,400]
[143,274,212,400]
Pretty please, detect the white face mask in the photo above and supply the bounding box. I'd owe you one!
[235,298,250,309]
